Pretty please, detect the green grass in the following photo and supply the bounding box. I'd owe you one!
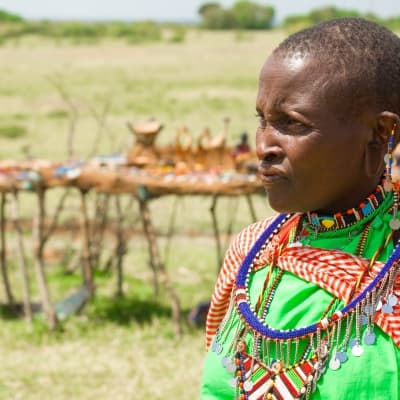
[0,235,218,399]
[0,193,272,399]
[0,30,279,399]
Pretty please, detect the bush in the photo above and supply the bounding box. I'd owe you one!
[384,17,400,31]
[124,21,162,44]
[309,6,360,23]
[0,19,164,45]
[0,124,27,138]
[57,22,106,39]
[282,14,313,33]
[47,110,69,119]
[0,9,24,23]
[282,6,385,33]
[167,25,187,43]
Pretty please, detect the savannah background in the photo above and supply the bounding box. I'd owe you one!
[0,1,399,399]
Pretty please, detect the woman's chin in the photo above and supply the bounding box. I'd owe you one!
[266,195,308,214]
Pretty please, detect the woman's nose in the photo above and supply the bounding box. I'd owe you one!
[256,127,284,163]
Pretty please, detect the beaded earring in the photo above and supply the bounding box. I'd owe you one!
[385,124,400,230]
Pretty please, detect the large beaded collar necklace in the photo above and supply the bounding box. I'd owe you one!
[235,215,400,340]
[219,198,400,400]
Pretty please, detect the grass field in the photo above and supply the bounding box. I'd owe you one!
[0,29,282,399]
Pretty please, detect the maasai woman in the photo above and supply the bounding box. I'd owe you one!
[201,18,400,400]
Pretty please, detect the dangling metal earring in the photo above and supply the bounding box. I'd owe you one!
[385,124,400,230]
[390,190,400,230]
[384,124,396,192]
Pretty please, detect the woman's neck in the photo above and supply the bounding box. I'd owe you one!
[306,178,388,231]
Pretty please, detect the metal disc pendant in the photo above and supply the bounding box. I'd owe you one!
[243,380,253,391]
[382,303,394,314]
[388,294,398,307]
[329,356,341,371]
[389,218,400,230]
[352,344,364,357]
[336,350,348,363]
[349,338,357,348]
[364,331,376,345]
[221,357,228,367]
[229,377,237,388]
[214,342,223,354]
[226,360,236,373]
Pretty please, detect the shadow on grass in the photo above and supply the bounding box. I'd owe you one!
[89,295,206,330]
[90,295,176,325]
[0,302,42,320]
[0,297,204,331]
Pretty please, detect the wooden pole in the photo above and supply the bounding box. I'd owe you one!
[138,198,181,336]
[0,193,15,308]
[163,195,180,264]
[139,200,159,296]
[210,195,223,271]
[80,190,94,295]
[91,193,110,269]
[224,197,240,251]
[115,195,125,297]
[10,191,32,323]
[33,188,57,329]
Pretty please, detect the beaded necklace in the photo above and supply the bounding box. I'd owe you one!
[307,181,386,231]
[234,213,400,339]
[229,197,400,399]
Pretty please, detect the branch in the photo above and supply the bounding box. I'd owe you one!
[46,73,79,159]
[86,98,114,158]
[42,188,70,245]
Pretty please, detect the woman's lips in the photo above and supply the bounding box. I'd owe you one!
[258,167,287,187]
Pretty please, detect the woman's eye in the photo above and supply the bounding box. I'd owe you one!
[283,117,310,134]
[286,117,303,127]
[255,113,267,128]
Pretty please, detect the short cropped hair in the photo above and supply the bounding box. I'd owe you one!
[274,18,400,116]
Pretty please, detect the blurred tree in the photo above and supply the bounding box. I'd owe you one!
[198,2,237,29]
[231,1,275,29]
[198,2,222,17]
[198,1,275,30]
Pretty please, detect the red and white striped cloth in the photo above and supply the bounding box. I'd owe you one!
[205,216,400,349]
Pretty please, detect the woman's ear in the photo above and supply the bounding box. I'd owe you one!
[364,112,400,178]
[375,111,400,145]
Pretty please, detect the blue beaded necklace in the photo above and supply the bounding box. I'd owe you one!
[234,213,400,340]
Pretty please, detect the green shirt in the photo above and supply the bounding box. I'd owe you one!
[201,195,400,399]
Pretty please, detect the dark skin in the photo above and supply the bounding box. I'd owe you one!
[256,53,400,214]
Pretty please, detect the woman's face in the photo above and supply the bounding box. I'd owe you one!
[256,53,376,214]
